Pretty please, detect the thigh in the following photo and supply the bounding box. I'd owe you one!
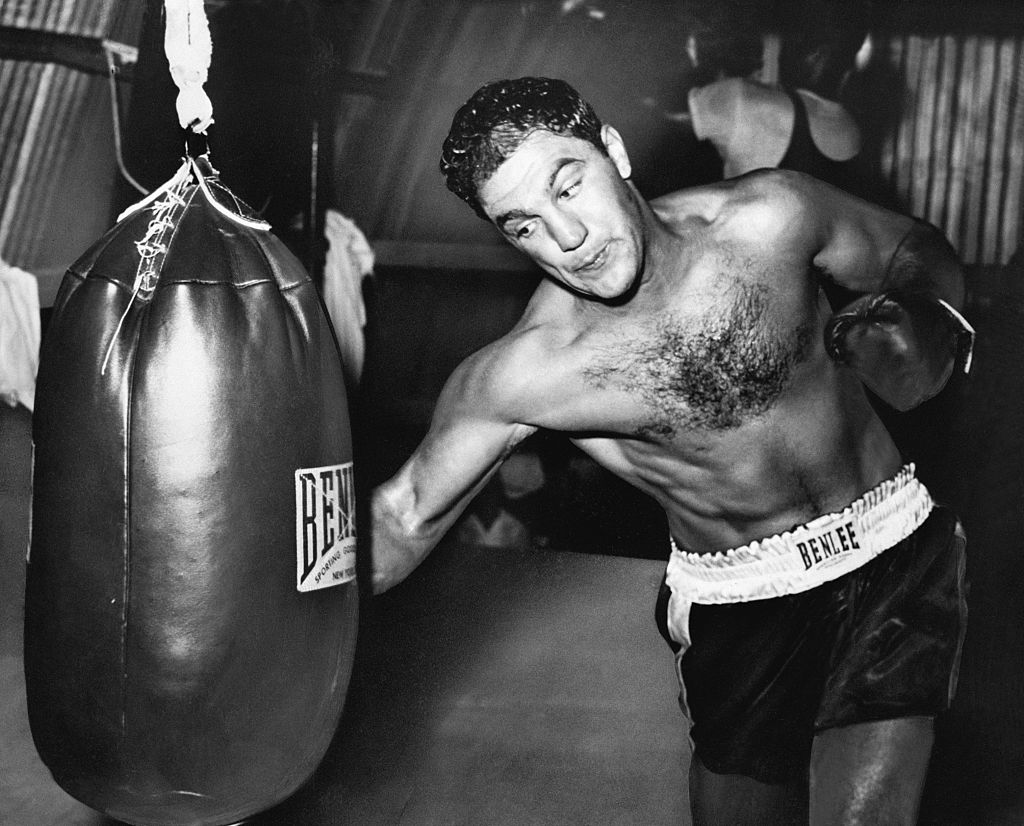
[689,754,808,826]
[809,717,934,826]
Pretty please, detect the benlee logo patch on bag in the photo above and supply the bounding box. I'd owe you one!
[294,463,356,592]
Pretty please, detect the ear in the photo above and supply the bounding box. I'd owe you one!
[685,33,699,67]
[601,125,632,180]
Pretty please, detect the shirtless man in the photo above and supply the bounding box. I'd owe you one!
[371,77,971,825]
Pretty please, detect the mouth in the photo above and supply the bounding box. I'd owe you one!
[573,243,610,274]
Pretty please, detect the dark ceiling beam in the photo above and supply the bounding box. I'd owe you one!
[869,1,1024,36]
[0,26,135,81]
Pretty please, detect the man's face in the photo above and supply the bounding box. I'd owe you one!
[478,126,644,300]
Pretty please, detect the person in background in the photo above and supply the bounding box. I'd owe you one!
[657,2,870,195]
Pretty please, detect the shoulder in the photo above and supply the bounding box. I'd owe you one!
[689,78,748,138]
[729,170,855,252]
[690,77,746,106]
[440,312,571,427]
[727,167,814,207]
[652,169,819,237]
[691,78,785,113]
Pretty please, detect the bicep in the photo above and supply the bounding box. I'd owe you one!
[814,208,964,311]
[380,358,537,535]
[808,185,918,295]
[730,170,904,293]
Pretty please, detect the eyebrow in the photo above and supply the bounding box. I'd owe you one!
[494,157,582,230]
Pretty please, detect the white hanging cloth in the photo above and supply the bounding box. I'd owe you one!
[0,259,41,411]
[322,210,374,389]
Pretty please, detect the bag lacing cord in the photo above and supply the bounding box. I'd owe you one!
[100,161,190,376]
[100,1,274,375]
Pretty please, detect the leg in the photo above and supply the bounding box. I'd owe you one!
[809,717,934,826]
[689,754,808,826]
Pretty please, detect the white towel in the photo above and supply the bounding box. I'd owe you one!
[0,260,41,411]
[322,210,374,389]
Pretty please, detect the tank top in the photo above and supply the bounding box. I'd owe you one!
[778,89,857,192]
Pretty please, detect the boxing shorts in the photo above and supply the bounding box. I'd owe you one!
[655,464,968,783]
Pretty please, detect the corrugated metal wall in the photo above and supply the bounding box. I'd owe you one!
[879,33,1024,265]
[0,0,143,269]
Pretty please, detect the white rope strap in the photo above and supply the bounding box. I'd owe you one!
[164,0,214,133]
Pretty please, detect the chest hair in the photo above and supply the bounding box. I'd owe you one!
[584,283,814,436]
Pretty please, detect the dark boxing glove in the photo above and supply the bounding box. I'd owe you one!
[824,289,974,411]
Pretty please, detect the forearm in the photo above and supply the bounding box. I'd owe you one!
[826,220,973,410]
[880,219,965,310]
[367,349,536,594]
[871,219,972,371]
[370,480,450,594]
[370,451,500,593]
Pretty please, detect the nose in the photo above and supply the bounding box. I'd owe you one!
[549,212,587,252]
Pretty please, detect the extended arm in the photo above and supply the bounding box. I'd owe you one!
[371,349,536,593]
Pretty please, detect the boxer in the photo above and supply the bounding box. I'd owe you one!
[371,77,970,825]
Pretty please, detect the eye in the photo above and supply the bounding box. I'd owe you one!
[514,222,535,239]
[559,180,581,199]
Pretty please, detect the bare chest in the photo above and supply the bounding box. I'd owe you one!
[582,281,815,436]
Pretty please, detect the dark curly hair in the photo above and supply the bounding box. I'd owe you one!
[440,77,606,220]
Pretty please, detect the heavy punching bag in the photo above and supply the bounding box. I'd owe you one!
[24,152,359,825]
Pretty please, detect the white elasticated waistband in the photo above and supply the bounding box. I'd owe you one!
[665,464,934,604]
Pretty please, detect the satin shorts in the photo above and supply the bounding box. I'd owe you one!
[655,507,968,783]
